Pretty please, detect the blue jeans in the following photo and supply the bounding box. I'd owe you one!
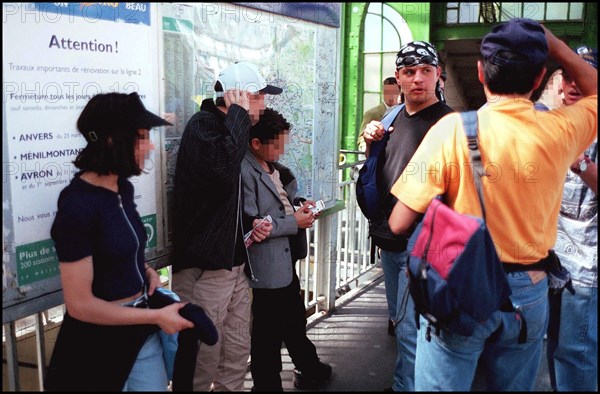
[381,250,400,320]
[381,250,416,391]
[123,332,169,391]
[415,271,549,391]
[548,286,598,391]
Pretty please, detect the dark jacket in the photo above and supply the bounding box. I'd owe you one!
[172,99,254,273]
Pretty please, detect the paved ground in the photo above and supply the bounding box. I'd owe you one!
[244,270,552,391]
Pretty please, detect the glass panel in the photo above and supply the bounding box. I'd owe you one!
[382,19,401,52]
[447,9,458,24]
[382,52,397,79]
[546,3,569,20]
[447,2,459,8]
[364,13,382,52]
[383,3,405,29]
[500,3,522,21]
[569,3,584,19]
[383,4,410,46]
[459,2,480,23]
[382,4,413,44]
[368,2,382,16]
[363,54,382,92]
[363,93,381,113]
[523,3,545,20]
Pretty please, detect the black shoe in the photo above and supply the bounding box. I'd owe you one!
[388,319,396,337]
[251,386,283,392]
[292,362,332,390]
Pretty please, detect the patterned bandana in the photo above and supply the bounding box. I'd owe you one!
[396,41,439,69]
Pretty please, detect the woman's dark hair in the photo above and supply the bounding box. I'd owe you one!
[483,51,544,95]
[74,93,142,177]
[250,108,291,143]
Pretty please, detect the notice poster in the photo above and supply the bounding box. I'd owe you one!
[3,2,160,289]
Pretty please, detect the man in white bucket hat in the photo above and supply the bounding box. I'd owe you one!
[172,61,282,391]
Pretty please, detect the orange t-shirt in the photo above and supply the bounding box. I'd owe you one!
[391,96,597,263]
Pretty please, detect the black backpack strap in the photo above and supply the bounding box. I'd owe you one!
[366,104,404,165]
[498,301,528,343]
[369,242,377,265]
[381,103,405,131]
[460,111,487,221]
[460,111,528,344]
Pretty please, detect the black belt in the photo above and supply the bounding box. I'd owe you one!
[502,251,555,273]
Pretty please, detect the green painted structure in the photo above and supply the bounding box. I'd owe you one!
[340,2,598,157]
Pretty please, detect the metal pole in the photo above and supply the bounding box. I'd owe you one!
[35,312,47,391]
[4,322,20,391]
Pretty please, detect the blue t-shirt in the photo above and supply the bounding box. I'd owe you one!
[51,172,148,301]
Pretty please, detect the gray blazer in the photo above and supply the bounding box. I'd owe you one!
[241,151,307,289]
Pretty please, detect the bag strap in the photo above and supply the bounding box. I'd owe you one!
[381,103,405,131]
[460,111,529,344]
[460,111,487,221]
[575,142,597,214]
[368,104,406,158]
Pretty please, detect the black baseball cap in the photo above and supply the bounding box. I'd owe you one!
[78,92,172,142]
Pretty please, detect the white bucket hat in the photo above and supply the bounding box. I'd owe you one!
[217,61,282,95]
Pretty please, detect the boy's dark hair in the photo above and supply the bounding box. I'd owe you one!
[74,93,143,177]
[250,108,291,143]
[482,52,544,95]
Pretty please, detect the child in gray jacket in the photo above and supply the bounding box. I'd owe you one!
[241,108,332,391]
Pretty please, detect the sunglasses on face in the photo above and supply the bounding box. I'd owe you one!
[396,55,437,69]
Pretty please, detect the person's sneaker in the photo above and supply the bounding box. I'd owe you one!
[251,386,283,392]
[388,319,396,337]
[292,362,332,390]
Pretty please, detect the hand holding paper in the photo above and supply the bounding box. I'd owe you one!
[244,215,273,247]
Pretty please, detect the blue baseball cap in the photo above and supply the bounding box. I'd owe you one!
[480,18,548,67]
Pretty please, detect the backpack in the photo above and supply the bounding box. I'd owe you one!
[356,104,405,220]
[406,111,525,341]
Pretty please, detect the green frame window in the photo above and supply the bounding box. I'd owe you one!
[361,3,411,113]
[445,2,585,24]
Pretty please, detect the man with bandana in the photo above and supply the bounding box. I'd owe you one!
[362,40,453,391]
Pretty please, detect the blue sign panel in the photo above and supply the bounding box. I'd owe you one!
[233,3,340,28]
[33,2,151,26]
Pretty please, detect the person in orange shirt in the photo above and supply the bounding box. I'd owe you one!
[388,19,597,391]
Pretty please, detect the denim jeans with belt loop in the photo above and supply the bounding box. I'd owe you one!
[123,332,169,391]
[121,292,169,391]
[381,249,416,391]
[548,286,598,391]
[414,271,549,391]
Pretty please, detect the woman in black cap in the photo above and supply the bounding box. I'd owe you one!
[45,92,194,391]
